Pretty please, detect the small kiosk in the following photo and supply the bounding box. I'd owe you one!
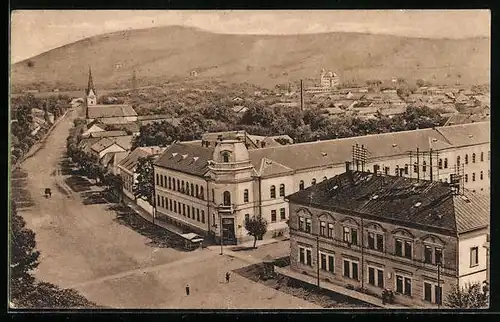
[180,233,204,251]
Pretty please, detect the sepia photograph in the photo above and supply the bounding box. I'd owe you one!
[8,10,490,310]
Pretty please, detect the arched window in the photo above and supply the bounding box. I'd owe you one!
[177,179,180,191]
[438,159,443,170]
[211,188,215,202]
[481,152,484,162]
[465,154,469,165]
[270,185,276,198]
[168,177,172,189]
[223,191,231,206]
[200,186,204,200]
[444,158,448,169]
[299,180,305,190]
[185,183,190,195]
[190,183,194,196]
[156,174,159,185]
[422,161,427,172]
[243,189,249,202]
[456,156,460,167]
[222,152,230,163]
[279,184,285,197]
[312,178,317,185]
[172,179,176,190]
[472,153,476,163]
[181,180,185,192]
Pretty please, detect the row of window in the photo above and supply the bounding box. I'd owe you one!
[269,184,286,199]
[298,177,328,190]
[464,171,488,182]
[297,216,443,265]
[155,174,205,200]
[456,152,487,167]
[157,194,205,224]
[297,245,442,303]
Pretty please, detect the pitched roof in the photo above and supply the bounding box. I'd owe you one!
[154,143,214,177]
[89,130,128,138]
[436,121,490,146]
[257,158,294,177]
[119,146,167,173]
[110,136,134,150]
[453,190,490,234]
[287,171,487,235]
[78,137,101,153]
[87,104,137,119]
[90,138,120,153]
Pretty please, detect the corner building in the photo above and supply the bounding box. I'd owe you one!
[153,122,489,245]
[287,167,489,307]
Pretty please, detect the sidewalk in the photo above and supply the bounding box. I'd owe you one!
[275,266,406,309]
[124,199,185,236]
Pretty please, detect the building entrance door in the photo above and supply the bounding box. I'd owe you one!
[222,218,236,245]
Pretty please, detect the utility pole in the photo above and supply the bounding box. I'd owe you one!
[220,215,224,255]
[429,148,433,181]
[437,263,442,309]
[316,234,320,288]
[416,147,420,181]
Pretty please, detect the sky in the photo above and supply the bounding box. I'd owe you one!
[10,10,490,63]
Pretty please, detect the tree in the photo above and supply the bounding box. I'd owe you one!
[244,214,268,249]
[446,282,489,308]
[9,202,40,301]
[18,281,99,308]
[133,156,155,205]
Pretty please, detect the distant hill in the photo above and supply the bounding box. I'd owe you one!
[11,25,490,91]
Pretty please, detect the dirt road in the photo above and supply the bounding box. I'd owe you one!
[15,108,319,309]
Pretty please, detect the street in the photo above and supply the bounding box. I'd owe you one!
[14,108,320,309]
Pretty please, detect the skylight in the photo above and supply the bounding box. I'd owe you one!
[182,154,188,159]
[371,195,379,200]
[321,152,328,156]
[414,202,422,208]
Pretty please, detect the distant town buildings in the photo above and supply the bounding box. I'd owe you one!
[287,167,489,307]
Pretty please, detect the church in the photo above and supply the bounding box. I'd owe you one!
[83,67,138,124]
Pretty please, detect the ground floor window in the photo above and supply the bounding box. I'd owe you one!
[320,252,335,273]
[280,208,286,221]
[424,282,442,304]
[368,266,384,288]
[298,246,312,266]
[343,259,358,280]
[271,210,277,223]
[396,274,412,296]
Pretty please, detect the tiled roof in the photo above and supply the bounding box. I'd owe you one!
[99,118,131,124]
[78,137,101,153]
[154,143,214,177]
[436,121,490,146]
[110,136,134,150]
[453,190,490,234]
[119,146,167,173]
[89,130,128,138]
[287,171,486,235]
[257,158,294,177]
[87,104,138,119]
[90,138,117,153]
[248,122,488,175]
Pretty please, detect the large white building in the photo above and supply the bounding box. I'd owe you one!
[153,122,490,245]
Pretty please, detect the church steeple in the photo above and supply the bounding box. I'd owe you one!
[85,66,97,107]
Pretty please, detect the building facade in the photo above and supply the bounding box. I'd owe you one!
[153,122,489,245]
[287,168,489,308]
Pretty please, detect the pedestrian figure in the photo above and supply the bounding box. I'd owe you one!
[185,284,190,296]
[225,272,231,283]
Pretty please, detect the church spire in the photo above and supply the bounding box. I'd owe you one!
[86,66,96,96]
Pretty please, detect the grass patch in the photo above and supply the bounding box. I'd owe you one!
[113,209,186,250]
[233,264,376,309]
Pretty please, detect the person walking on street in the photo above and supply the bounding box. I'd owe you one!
[185,284,190,296]
[225,272,231,283]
